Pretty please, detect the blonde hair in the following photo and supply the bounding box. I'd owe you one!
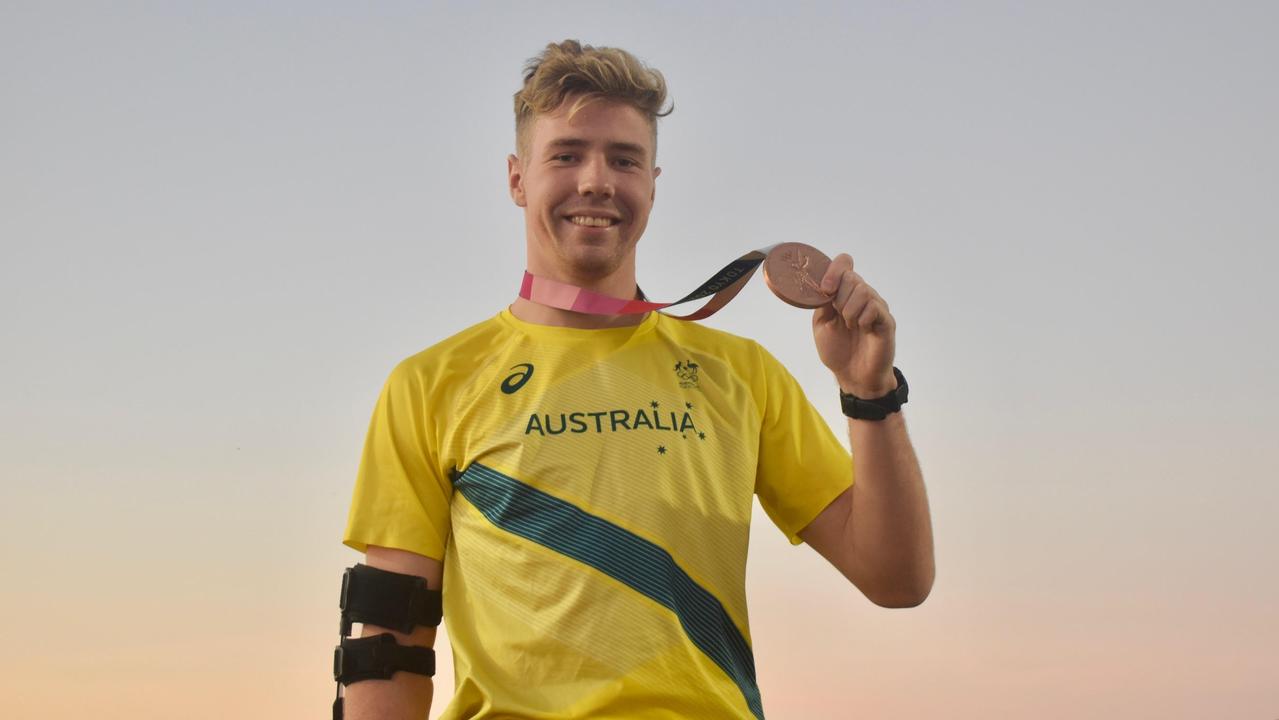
[514,40,672,161]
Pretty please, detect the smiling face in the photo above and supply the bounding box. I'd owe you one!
[508,96,661,286]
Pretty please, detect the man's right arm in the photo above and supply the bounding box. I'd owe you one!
[342,545,444,720]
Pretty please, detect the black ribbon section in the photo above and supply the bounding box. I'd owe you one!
[673,254,767,305]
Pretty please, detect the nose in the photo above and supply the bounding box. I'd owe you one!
[577,155,615,198]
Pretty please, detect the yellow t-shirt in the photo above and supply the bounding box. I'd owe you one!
[343,309,853,720]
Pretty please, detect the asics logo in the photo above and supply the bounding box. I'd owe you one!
[501,363,535,394]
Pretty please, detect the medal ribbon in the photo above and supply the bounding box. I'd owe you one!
[520,246,777,320]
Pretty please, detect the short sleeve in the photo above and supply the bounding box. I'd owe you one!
[752,343,854,546]
[342,360,454,561]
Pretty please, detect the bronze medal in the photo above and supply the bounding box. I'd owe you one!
[762,242,834,309]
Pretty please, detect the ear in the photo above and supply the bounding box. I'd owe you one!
[651,165,661,202]
[507,154,527,207]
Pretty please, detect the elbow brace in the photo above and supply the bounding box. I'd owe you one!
[332,563,442,720]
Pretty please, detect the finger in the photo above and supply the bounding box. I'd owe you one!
[831,269,864,312]
[821,253,853,294]
[834,272,883,310]
[856,299,880,331]
[862,286,887,313]
[858,298,895,333]
[841,283,873,329]
[869,284,889,312]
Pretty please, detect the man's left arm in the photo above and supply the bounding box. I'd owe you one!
[798,253,935,608]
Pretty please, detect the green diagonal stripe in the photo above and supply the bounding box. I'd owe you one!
[455,462,764,720]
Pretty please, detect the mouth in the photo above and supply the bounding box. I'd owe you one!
[564,214,620,229]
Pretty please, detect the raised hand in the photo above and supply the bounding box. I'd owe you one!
[811,253,898,397]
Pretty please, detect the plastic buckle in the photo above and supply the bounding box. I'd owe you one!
[340,567,353,610]
[338,567,354,636]
[332,644,346,680]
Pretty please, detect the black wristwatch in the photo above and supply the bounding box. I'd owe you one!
[839,367,908,421]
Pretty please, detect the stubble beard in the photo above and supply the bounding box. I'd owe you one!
[544,214,640,285]
[557,237,630,283]
[527,208,646,287]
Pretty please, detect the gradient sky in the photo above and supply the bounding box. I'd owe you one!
[3,2,1277,718]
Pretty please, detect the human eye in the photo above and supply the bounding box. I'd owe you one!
[551,152,577,163]
[613,157,640,169]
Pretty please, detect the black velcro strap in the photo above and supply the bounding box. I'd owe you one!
[339,563,442,636]
[333,633,435,685]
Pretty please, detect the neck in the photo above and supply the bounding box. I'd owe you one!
[512,260,647,329]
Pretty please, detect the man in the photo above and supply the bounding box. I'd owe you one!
[338,39,933,720]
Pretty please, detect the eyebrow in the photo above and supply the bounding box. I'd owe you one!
[546,137,649,159]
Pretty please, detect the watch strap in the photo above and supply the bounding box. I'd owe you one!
[840,367,908,420]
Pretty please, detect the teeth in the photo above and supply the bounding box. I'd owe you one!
[568,216,615,227]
